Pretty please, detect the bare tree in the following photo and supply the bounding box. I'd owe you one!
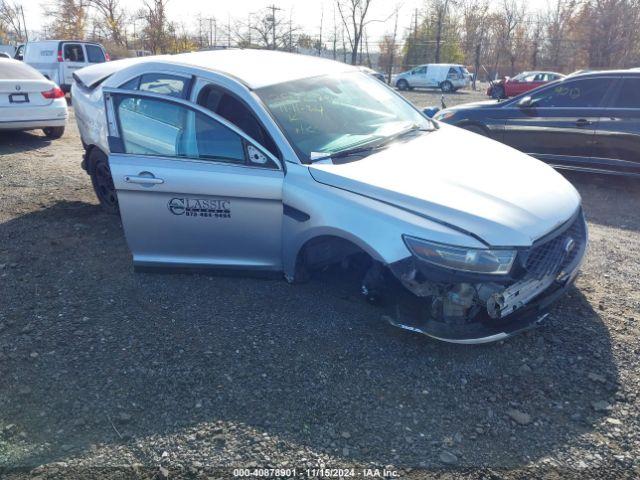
[140,0,169,53]
[46,0,88,39]
[88,0,126,47]
[335,0,376,65]
[0,1,27,42]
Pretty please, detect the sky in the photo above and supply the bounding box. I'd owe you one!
[23,0,549,42]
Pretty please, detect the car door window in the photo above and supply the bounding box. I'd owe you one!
[86,45,105,63]
[610,78,640,108]
[116,96,246,163]
[119,73,189,99]
[63,44,85,62]
[413,67,426,75]
[197,84,279,157]
[528,78,610,108]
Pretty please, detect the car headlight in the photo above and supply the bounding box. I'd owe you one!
[434,110,456,121]
[403,236,516,275]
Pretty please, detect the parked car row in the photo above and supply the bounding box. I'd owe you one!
[433,70,640,177]
[0,40,108,141]
[69,50,588,344]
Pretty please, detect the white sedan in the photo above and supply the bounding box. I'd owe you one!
[0,58,68,138]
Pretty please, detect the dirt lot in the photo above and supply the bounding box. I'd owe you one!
[1,88,639,479]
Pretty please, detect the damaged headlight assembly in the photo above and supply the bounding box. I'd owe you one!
[403,236,516,275]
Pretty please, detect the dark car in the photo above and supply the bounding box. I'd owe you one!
[434,70,640,176]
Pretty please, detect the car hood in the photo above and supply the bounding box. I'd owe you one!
[308,125,581,247]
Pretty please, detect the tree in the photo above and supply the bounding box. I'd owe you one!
[336,0,375,65]
[0,1,27,42]
[87,0,127,47]
[140,0,170,54]
[46,0,88,39]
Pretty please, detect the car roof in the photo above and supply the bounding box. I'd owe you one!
[568,69,640,78]
[75,49,359,90]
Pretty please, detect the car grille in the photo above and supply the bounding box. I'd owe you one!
[524,210,587,280]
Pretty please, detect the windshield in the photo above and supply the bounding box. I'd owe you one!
[256,72,431,163]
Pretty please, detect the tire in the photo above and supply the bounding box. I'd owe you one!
[396,79,409,91]
[89,149,119,215]
[491,85,505,99]
[441,81,453,93]
[462,124,488,137]
[43,126,65,139]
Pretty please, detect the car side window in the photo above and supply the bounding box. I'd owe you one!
[86,45,105,63]
[116,96,246,164]
[63,44,85,62]
[196,84,280,157]
[528,78,610,108]
[413,66,426,75]
[119,73,189,99]
[610,78,640,108]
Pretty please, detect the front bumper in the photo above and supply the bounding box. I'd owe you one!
[383,210,587,344]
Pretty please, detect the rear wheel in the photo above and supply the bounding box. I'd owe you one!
[43,126,65,139]
[89,149,119,214]
[441,81,453,93]
[396,79,409,91]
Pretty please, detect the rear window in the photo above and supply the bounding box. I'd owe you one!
[63,44,85,62]
[0,61,43,80]
[86,45,105,63]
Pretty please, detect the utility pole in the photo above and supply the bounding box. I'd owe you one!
[318,7,323,56]
[266,4,281,50]
[206,17,217,49]
[20,5,28,42]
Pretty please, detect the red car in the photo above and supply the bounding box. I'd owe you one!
[486,71,565,99]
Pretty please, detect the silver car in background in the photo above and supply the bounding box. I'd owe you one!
[72,50,587,343]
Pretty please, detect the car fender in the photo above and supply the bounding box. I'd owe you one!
[281,163,480,280]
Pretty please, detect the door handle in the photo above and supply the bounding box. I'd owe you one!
[576,118,592,127]
[124,173,164,185]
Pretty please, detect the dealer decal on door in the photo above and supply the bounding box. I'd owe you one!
[168,198,231,218]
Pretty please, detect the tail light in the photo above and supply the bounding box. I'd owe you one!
[57,50,63,62]
[42,87,65,99]
[105,52,111,61]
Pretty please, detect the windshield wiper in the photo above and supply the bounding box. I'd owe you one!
[309,124,432,163]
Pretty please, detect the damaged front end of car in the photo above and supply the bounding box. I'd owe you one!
[364,209,588,343]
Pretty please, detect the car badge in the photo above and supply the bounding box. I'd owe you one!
[563,237,575,254]
[15,85,21,91]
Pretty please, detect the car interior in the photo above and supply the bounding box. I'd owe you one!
[196,85,279,157]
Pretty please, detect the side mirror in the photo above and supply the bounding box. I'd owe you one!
[518,96,533,108]
[422,106,440,118]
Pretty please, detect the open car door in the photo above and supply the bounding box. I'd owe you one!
[103,88,284,271]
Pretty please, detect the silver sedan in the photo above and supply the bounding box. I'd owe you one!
[71,50,587,343]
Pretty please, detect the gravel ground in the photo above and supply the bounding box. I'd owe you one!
[0,89,639,479]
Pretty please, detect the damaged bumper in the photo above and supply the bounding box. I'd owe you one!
[382,210,587,344]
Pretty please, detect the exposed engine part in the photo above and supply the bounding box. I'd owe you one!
[431,283,479,325]
[484,273,557,319]
[398,267,438,297]
[361,261,386,304]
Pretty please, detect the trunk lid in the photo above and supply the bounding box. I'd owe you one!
[0,79,56,107]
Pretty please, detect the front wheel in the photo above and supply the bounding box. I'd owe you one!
[440,81,453,93]
[43,126,65,139]
[89,149,119,215]
[396,79,409,91]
